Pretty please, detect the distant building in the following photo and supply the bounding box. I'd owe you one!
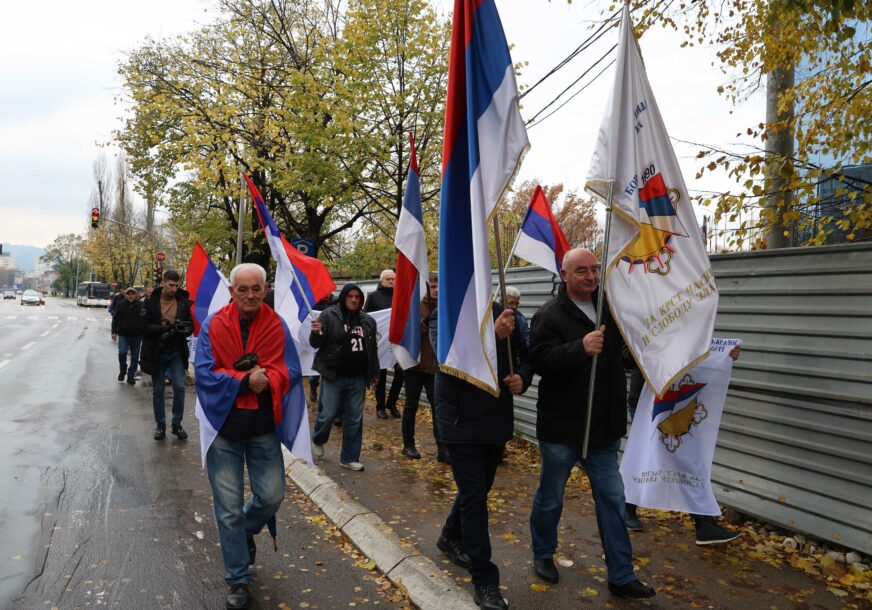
[35,258,54,275]
[803,164,872,245]
[0,253,15,270]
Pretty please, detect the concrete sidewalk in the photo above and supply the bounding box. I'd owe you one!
[288,389,870,610]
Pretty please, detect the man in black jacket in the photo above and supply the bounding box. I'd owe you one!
[309,284,379,471]
[140,270,194,441]
[111,287,144,385]
[363,269,403,419]
[527,248,655,600]
[430,303,532,610]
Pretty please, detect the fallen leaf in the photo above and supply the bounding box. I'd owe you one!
[581,587,599,597]
[530,583,550,592]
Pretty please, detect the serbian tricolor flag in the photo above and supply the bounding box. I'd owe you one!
[437,0,529,395]
[245,174,335,326]
[390,135,429,370]
[185,242,231,336]
[513,186,571,275]
[195,301,312,468]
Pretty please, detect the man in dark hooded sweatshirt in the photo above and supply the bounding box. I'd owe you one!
[309,284,380,470]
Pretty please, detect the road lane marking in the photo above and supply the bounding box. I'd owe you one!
[21,342,36,351]
[52,323,59,328]
[27,315,38,320]
[67,316,76,321]
[41,331,50,337]
[48,316,58,320]
[5,315,16,319]
[0,360,9,371]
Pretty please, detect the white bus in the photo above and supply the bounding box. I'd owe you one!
[76,281,111,307]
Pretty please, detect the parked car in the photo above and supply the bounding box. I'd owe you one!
[2,290,14,300]
[21,290,41,306]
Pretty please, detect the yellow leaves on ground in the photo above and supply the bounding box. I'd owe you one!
[530,583,550,592]
[580,587,598,598]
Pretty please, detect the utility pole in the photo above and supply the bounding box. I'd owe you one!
[763,63,795,249]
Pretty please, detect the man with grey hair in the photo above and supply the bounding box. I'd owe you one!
[196,262,295,610]
[503,286,530,347]
[363,268,403,418]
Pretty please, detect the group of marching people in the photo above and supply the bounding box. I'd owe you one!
[189,247,739,610]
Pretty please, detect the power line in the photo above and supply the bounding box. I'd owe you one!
[526,56,615,129]
[519,6,622,101]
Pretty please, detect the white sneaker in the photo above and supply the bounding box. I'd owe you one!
[312,444,324,458]
[340,461,364,471]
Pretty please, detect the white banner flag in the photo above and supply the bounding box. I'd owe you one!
[585,5,719,397]
[620,338,741,516]
[297,308,396,377]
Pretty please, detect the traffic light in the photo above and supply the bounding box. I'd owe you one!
[155,266,163,284]
[90,207,100,229]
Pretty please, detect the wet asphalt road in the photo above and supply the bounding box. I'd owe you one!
[0,298,407,610]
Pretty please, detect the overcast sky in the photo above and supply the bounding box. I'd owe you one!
[0,0,761,248]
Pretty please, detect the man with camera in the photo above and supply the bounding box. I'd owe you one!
[140,269,194,441]
[195,263,297,610]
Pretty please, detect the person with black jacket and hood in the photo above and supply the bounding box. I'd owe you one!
[140,270,194,441]
[363,269,403,419]
[309,283,379,471]
[527,248,655,600]
[429,300,533,610]
[111,286,144,385]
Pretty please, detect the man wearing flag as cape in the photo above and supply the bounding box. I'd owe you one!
[195,262,307,610]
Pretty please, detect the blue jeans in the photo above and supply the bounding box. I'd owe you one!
[311,375,365,463]
[118,335,141,379]
[530,439,635,585]
[151,348,185,427]
[206,433,285,585]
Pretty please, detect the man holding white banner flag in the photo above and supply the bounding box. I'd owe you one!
[585,3,719,400]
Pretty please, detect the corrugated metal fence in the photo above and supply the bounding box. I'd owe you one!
[352,242,872,554]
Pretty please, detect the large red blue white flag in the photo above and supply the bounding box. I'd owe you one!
[585,5,718,397]
[437,0,529,395]
[245,174,335,326]
[390,135,428,370]
[513,186,571,275]
[195,302,312,468]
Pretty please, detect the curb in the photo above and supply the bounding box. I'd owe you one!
[282,448,477,610]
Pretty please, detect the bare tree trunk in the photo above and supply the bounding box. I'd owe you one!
[764,64,795,249]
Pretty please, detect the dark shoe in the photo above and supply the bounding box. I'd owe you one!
[225,583,251,609]
[695,519,742,546]
[171,423,188,440]
[376,409,388,419]
[473,584,508,610]
[118,372,126,381]
[436,446,450,464]
[436,535,470,569]
[247,536,256,566]
[626,514,644,531]
[608,579,656,599]
[401,446,421,459]
[154,426,166,440]
[126,377,135,385]
[626,503,643,531]
[534,557,559,583]
[387,404,401,418]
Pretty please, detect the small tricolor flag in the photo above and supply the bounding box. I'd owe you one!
[185,242,231,336]
[513,186,571,275]
[437,0,529,395]
[245,174,335,327]
[390,135,429,370]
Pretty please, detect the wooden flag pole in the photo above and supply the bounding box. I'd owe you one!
[492,215,514,376]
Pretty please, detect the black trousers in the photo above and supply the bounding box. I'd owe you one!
[401,370,440,446]
[442,442,504,587]
[375,364,404,410]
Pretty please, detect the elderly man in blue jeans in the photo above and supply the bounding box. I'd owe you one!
[528,248,655,599]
